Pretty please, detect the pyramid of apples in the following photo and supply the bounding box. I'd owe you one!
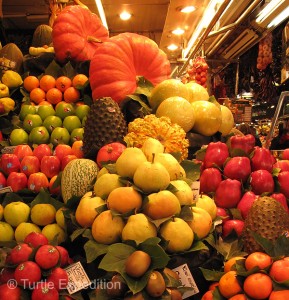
[198,134,289,238]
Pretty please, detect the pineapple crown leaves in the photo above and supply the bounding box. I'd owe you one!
[97,237,170,294]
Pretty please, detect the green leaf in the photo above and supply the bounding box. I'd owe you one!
[84,240,109,263]
[65,195,82,209]
[2,192,25,206]
[61,61,77,78]
[179,205,193,222]
[30,188,64,210]
[135,76,154,97]
[199,267,224,281]
[249,231,275,256]
[273,234,289,256]
[180,160,201,181]
[187,240,209,253]
[70,228,86,242]
[43,60,63,78]
[125,94,152,115]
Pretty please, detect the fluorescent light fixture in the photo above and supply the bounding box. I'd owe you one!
[95,0,108,29]
[256,0,285,23]
[167,44,178,51]
[180,6,196,13]
[183,0,223,57]
[267,6,289,28]
[119,11,132,20]
[172,28,185,35]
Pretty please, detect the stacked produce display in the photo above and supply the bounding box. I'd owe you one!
[0,3,289,300]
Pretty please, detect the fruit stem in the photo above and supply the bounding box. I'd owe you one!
[152,153,155,163]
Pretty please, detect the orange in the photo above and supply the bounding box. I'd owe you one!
[245,251,272,271]
[201,290,213,300]
[224,256,246,273]
[72,74,88,88]
[71,140,83,158]
[55,76,72,92]
[243,272,272,299]
[64,87,81,103]
[38,100,52,106]
[46,88,63,105]
[228,294,247,300]
[39,75,56,92]
[30,87,46,104]
[218,271,242,298]
[23,75,39,92]
[269,290,289,300]
[208,282,219,291]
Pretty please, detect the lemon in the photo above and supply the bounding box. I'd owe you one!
[1,70,23,88]
[0,221,14,241]
[185,82,209,103]
[149,79,190,111]
[14,222,41,242]
[219,105,235,136]
[30,204,56,226]
[42,223,66,244]
[156,96,195,132]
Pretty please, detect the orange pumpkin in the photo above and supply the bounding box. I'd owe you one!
[89,32,171,104]
[52,5,109,63]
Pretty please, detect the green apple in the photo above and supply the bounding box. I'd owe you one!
[29,126,50,144]
[23,113,43,132]
[43,115,63,133]
[50,127,70,146]
[70,127,84,144]
[63,115,82,133]
[75,104,90,121]
[55,102,75,119]
[9,128,29,146]
[4,201,31,227]
[0,221,14,241]
[37,105,56,121]
[19,104,37,121]
[0,83,9,98]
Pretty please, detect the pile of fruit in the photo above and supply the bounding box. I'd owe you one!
[256,33,273,71]
[0,231,73,299]
[186,57,209,87]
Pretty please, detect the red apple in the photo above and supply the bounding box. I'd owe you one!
[0,172,6,189]
[270,193,289,213]
[9,243,33,265]
[20,155,40,176]
[96,142,127,168]
[27,172,49,192]
[24,232,49,248]
[216,207,230,224]
[273,160,289,172]
[200,167,222,194]
[251,147,275,172]
[222,219,244,238]
[13,144,33,161]
[214,179,242,208]
[237,191,259,219]
[32,144,52,162]
[0,283,22,300]
[0,131,3,141]
[223,156,251,182]
[41,155,61,179]
[250,169,275,195]
[0,267,15,283]
[61,154,77,171]
[53,144,73,162]
[6,172,28,192]
[282,149,289,160]
[278,171,289,199]
[0,153,20,175]
[203,141,229,169]
[49,175,61,195]
[56,246,70,267]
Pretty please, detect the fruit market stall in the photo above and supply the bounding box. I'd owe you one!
[1,2,289,300]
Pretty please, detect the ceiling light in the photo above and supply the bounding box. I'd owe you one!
[172,28,185,35]
[95,0,108,29]
[167,44,178,51]
[267,6,289,28]
[256,0,285,23]
[178,6,196,13]
[119,11,132,21]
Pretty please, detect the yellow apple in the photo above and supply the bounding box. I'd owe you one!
[187,207,212,239]
[4,201,30,227]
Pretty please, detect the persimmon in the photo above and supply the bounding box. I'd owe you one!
[72,74,88,87]
[55,76,72,92]
[63,86,80,103]
[218,271,242,298]
[46,87,63,105]
[39,75,56,92]
[224,256,245,273]
[23,75,39,92]
[30,87,46,104]
[201,290,213,300]
[269,290,289,300]
[269,258,289,282]
[243,272,272,299]
[245,251,272,271]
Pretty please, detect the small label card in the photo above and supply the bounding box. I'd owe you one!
[173,263,199,299]
[65,261,91,294]
[0,186,13,194]
[191,181,200,202]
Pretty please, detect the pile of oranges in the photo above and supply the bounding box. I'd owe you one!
[23,74,88,106]
[202,251,289,300]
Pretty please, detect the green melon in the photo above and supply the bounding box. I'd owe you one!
[31,24,53,47]
[61,158,98,203]
[0,43,24,73]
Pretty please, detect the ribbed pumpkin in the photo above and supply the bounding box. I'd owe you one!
[52,5,109,63]
[61,158,98,203]
[31,24,53,47]
[0,43,24,73]
[89,32,171,104]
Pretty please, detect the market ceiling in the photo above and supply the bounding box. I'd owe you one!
[2,0,289,76]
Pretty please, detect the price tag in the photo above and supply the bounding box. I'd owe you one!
[65,261,91,294]
[173,263,199,299]
[0,186,13,194]
[191,181,200,202]
[1,146,16,154]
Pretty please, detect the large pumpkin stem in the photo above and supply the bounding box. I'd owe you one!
[87,36,103,43]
